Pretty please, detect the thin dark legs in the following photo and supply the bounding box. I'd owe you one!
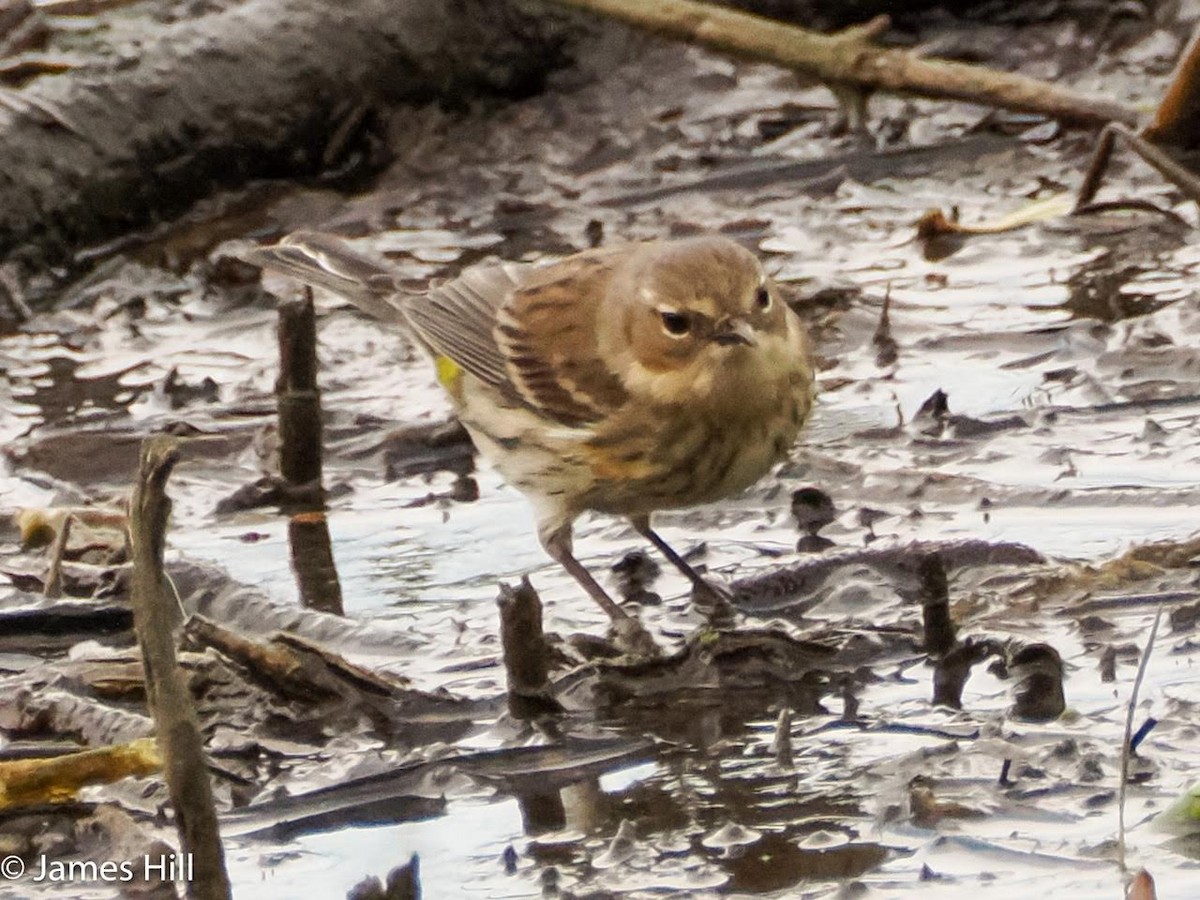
[542,524,659,655]
[629,514,736,623]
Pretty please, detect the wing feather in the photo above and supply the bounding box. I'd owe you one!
[403,264,523,390]
[493,251,629,425]
[248,232,632,428]
[242,231,410,325]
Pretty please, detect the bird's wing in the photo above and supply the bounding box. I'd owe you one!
[403,262,525,393]
[242,231,411,325]
[490,249,630,427]
[411,249,629,426]
[249,232,631,426]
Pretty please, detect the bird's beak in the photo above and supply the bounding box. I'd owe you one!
[712,318,756,347]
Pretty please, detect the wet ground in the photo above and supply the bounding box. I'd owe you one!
[3,7,1200,899]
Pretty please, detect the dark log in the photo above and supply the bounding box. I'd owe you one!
[1,0,582,284]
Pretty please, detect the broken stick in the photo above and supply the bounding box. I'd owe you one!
[498,578,561,716]
[550,0,1139,128]
[276,289,323,493]
[130,437,231,900]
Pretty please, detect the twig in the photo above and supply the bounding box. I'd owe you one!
[184,614,409,705]
[130,437,231,900]
[35,0,145,14]
[0,738,160,808]
[42,512,73,599]
[1141,23,1200,148]
[1075,123,1200,209]
[1118,603,1164,875]
[1075,27,1200,210]
[549,0,1139,128]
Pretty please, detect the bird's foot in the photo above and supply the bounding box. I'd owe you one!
[609,615,661,659]
[689,578,737,629]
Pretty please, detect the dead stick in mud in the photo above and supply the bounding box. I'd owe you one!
[549,0,1139,128]
[498,577,560,715]
[1075,124,1200,209]
[288,511,345,614]
[918,552,955,655]
[130,437,231,900]
[276,288,323,495]
[1076,28,1200,209]
[276,290,345,609]
[350,854,421,900]
[387,854,421,900]
[42,512,73,599]
[1142,24,1200,148]
[184,614,408,705]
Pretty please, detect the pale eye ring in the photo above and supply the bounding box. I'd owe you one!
[755,286,772,311]
[660,310,691,336]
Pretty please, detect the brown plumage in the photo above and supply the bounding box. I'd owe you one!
[245,232,816,654]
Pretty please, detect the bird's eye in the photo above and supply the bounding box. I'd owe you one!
[755,286,772,311]
[660,310,691,336]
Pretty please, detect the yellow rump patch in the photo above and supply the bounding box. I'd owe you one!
[434,355,464,400]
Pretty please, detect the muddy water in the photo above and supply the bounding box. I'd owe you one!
[4,21,1200,900]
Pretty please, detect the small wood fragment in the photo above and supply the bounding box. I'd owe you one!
[184,614,339,703]
[0,738,160,808]
[498,578,559,715]
[42,512,73,599]
[931,639,1000,710]
[187,616,409,706]
[385,854,421,900]
[769,706,793,769]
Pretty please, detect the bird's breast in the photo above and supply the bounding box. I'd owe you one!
[581,381,808,516]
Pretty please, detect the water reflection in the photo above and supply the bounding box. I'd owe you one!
[288,511,344,615]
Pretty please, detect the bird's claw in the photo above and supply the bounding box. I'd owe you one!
[690,578,737,628]
[609,615,661,658]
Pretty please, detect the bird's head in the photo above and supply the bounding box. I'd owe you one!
[602,236,798,406]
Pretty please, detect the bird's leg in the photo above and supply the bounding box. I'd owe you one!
[541,523,659,656]
[629,515,736,625]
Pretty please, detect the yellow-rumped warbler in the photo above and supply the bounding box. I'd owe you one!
[247,233,815,652]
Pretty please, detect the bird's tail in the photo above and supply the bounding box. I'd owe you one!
[241,231,410,324]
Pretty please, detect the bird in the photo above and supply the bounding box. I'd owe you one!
[245,232,816,653]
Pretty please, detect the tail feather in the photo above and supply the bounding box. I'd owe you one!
[242,231,409,324]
